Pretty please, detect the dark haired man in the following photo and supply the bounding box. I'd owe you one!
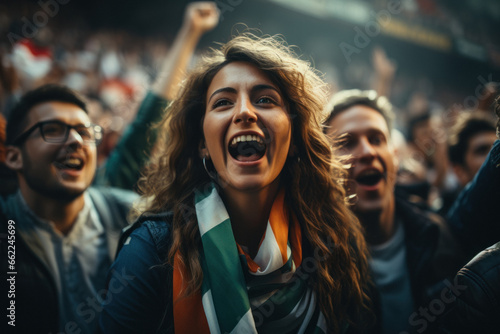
[439,99,500,333]
[1,84,138,334]
[0,3,220,333]
[446,102,500,260]
[448,112,497,189]
[323,90,463,334]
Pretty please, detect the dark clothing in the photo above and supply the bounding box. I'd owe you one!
[100,212,379,334]
[0,163,17,196]
[99,194,463,334]
[396,194,465,307]
[371,192,465,334]
[447,139,500,261]
[1,89,164,333]
[0,187,137,334]
[99,214,174,334]
[435,140,500,332]
[438,241,500,333]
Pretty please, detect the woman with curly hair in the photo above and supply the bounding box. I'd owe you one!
[99,33,372,334]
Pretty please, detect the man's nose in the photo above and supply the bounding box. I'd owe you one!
[65,128,85,146]
[357,137,376,162]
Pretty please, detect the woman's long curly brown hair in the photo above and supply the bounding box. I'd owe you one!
[138,32,371,333]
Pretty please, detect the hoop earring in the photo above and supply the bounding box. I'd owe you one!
[345,179,358,205]
[202,156,217,179]
[346,193,358,205]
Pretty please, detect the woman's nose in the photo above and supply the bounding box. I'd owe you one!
[233,98,257,124]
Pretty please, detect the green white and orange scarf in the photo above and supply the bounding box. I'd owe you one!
[173,183,328,333]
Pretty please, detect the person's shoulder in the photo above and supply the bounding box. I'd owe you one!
[0,194,10,225]
[0,192,22,221]
[464,241,500,276]
[490,139,500,165]
[397,192,468,277]
[438,241,500,332]
[0,193,9,210]
[119,212,174,257]
[136,218,173,250]
[0,192,17,206]
[395,195,454,244]
[396,195,457,247]
[395,194,442,227]
[86,186,138,227]
[88,186,139,204]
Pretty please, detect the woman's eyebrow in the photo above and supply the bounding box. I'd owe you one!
[251,84,280,95]
[207,87,237,104]
[207,84,280,105]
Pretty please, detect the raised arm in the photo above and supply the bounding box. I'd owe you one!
[152,1,219,100]
[447,134,500,259]
[95,2,219,190]
[371,46,396,99]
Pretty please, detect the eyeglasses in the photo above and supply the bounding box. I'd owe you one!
[13,120,103,145]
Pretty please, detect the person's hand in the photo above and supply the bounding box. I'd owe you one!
[183,2,219,36]
[477,82,497,112]
[372,46,396,80]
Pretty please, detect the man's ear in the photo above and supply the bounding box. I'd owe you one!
[5,146,23,171]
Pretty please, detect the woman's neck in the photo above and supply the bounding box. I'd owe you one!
[222,179,281,258]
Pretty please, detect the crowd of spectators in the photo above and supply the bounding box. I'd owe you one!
[0,2,499,332]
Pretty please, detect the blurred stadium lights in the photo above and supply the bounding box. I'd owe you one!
[268,0,496,62]
[269,0,371,25]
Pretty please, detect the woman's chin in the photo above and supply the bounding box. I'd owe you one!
[217,174,281,195]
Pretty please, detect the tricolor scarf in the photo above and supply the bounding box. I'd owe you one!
[173,183,328,333]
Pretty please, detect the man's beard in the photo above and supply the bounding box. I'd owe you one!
[22,153,88,202]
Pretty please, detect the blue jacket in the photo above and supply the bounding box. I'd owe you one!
[99,213,174,334]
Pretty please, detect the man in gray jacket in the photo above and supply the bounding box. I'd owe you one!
[1,84,137,334]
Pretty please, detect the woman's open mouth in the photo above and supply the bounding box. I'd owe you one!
[228,134,266,162]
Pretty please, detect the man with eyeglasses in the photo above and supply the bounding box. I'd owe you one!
[1,84,138,334]
[0,3,220,333]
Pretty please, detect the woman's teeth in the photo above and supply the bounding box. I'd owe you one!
[230,134,264,146]
[228,135,267,161]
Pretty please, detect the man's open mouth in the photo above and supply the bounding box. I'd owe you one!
[228,134,266,162]
[54,157,84,171]
[356,169,384,186]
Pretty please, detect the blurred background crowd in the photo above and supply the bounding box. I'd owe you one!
[1,0,500,216]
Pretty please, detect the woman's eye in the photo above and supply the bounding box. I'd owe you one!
[256,96,276,104]
[213,99,232,108]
